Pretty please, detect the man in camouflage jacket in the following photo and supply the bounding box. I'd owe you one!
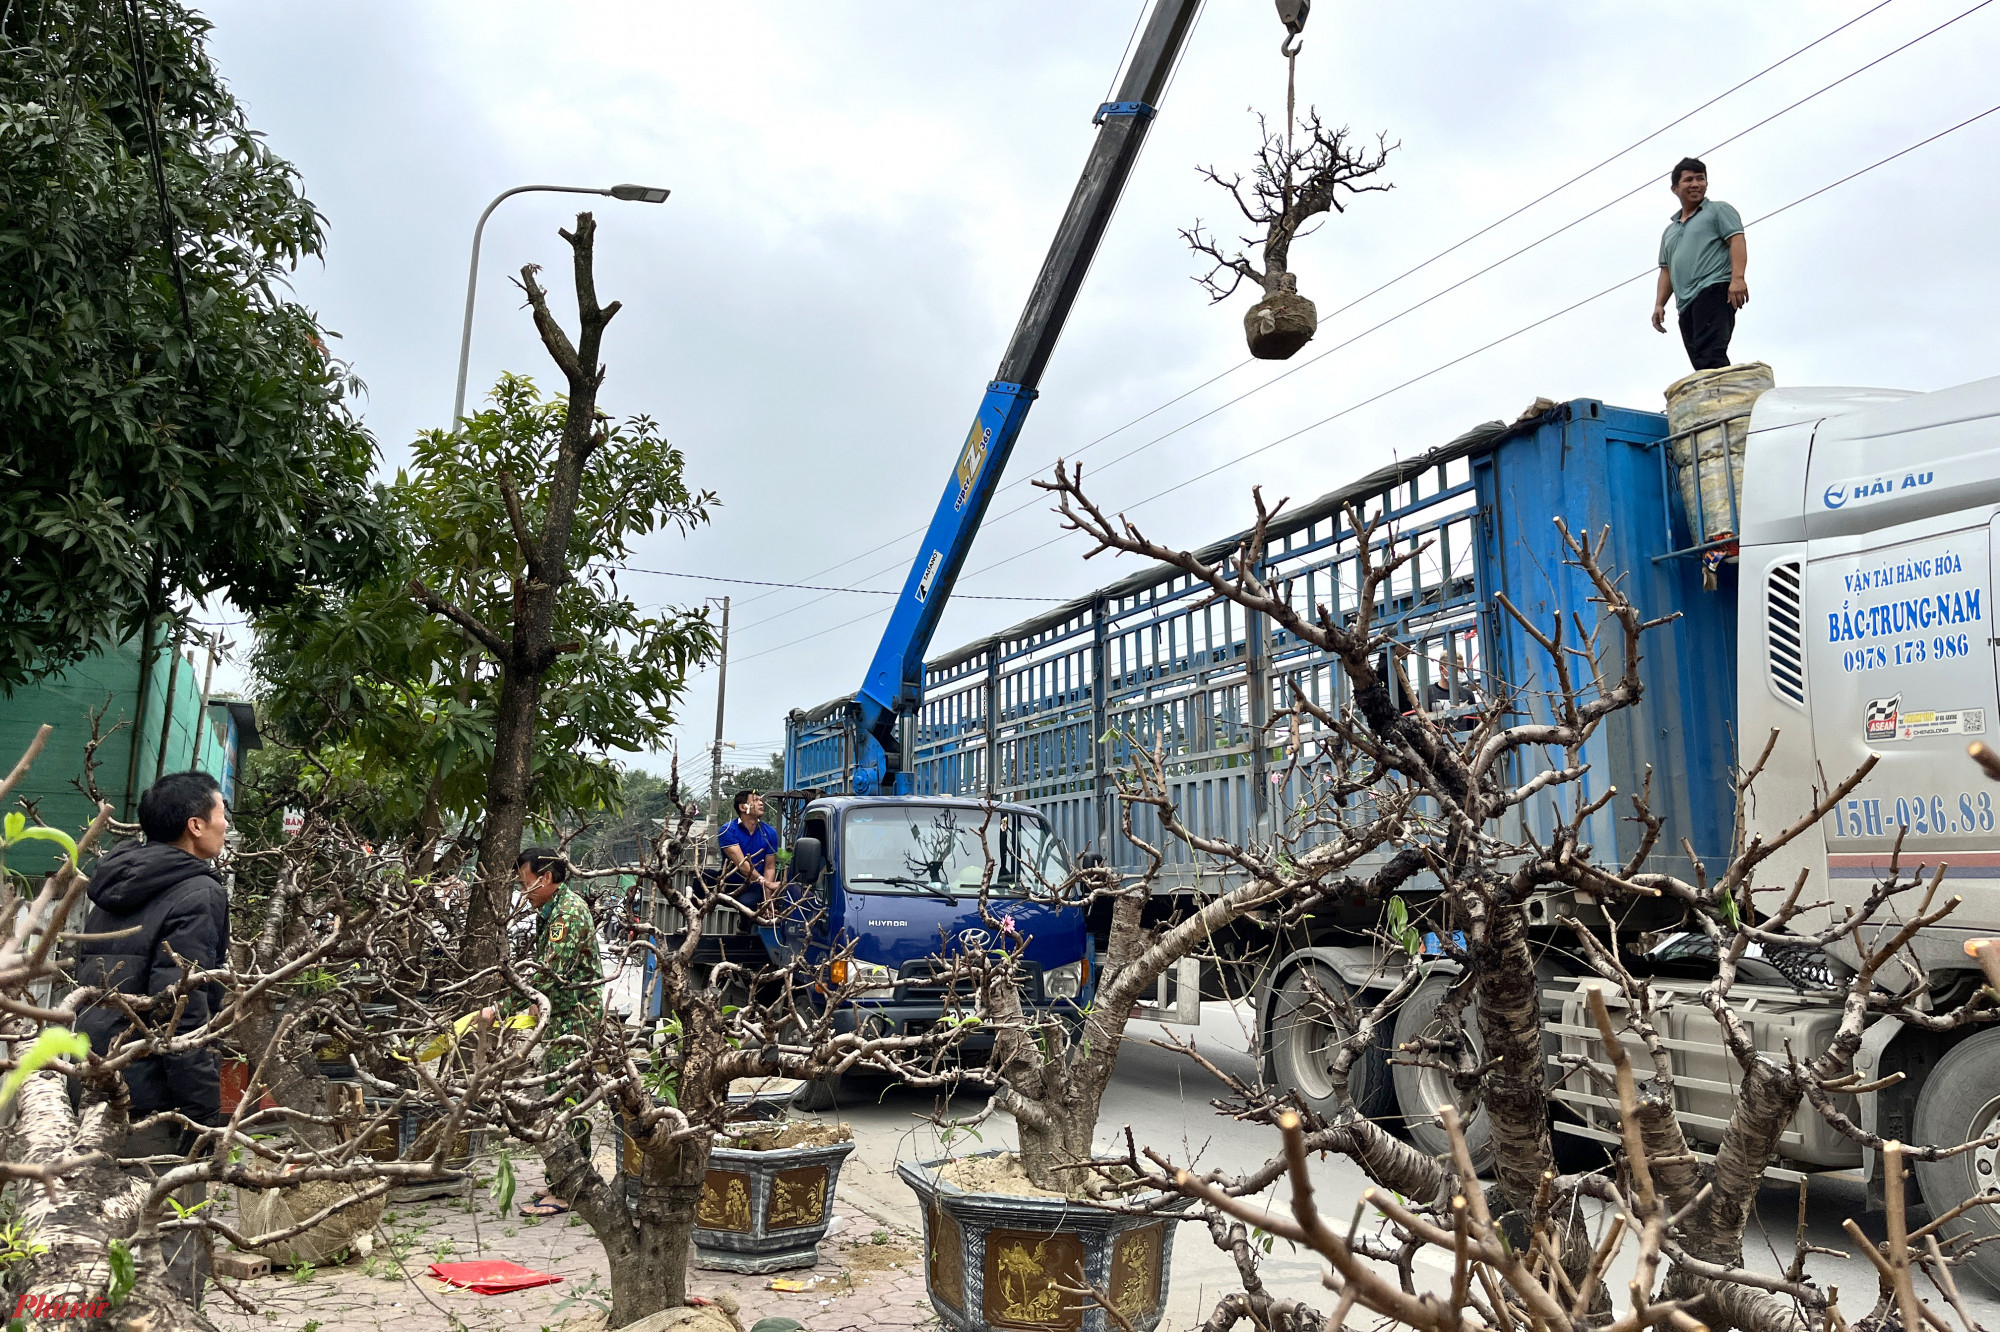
[506,847,602,1215]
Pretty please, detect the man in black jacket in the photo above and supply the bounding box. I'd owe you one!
[77,770,232,1306]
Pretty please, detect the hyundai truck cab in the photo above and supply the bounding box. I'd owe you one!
[784,797,1093,1071]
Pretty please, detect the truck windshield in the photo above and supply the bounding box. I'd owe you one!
[842,806,1068,896]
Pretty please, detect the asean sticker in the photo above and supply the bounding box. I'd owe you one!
[1864,695,1900,742]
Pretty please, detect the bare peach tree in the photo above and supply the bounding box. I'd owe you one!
[0,726,527,1332]
[1022,468,2000,1332]
[476,779,987,1327]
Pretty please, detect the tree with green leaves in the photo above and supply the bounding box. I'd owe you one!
[564,766,693,871]
[253,367,716,884]
[0,0,387,690]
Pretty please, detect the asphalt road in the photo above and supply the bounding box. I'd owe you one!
[805,1001,2000,1332]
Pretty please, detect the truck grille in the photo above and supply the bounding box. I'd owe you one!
[655,904,745,937]
[896,961,1038,1004]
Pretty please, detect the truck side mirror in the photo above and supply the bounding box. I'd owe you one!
[1078,852,1105,870]
[791,837,824,887]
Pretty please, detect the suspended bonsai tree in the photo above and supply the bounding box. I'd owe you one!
[1182,109,1394,359]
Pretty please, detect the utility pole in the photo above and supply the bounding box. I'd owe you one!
[707,597,730,825]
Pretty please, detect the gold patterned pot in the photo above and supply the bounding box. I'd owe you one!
[692,1134,857,1273]
[899,1151,1189,1332]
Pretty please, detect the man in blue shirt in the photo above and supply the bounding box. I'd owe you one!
[718,790,781,908]
[1651,156,1747,371]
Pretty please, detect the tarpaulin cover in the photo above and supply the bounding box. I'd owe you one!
[427,1260,564,1294]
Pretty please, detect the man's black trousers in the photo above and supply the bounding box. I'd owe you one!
[1678,281,1736,371]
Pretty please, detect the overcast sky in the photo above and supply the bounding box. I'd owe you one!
[199,0,2000,787]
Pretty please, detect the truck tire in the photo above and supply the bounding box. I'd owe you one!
[1266,962,1392,1120]
[1913,1031,2000,1293]
[1391,972,1494,1173]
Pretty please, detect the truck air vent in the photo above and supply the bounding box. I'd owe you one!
[1766,561,1806,705]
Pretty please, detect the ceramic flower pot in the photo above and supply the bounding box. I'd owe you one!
[692,1132,856,1274]
[899,1151,1187,1332]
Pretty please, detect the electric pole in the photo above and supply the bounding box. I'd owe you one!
[707,596,730,825]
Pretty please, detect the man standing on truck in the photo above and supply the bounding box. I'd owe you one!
[1651,156,1747,370]
[718,789,781,909]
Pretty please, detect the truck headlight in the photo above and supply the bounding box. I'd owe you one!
[1044,960,1086,1001]
[832,959,897,997]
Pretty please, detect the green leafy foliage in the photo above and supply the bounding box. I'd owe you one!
[0,0,388,689]
[0,1221,47,1269]
[0,812,77,867]
[0,1027,89,1110]
[563,767,695,869]
[105,1238,134,1309]
[489,1150,516,1217]
[250,373,716,844]
[1386,894,1424,962]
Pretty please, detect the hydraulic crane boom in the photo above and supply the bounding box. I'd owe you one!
[847,0,1205,795]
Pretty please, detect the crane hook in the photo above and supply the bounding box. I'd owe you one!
[1275,1,1308,58]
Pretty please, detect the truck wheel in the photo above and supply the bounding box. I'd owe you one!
[1913,1031,2000,1293]
[1267,962,1392,1119]
[793,1069,844,1113]
[1391,972,1493,1173]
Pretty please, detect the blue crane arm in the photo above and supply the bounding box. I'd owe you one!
[849,0,1204,795]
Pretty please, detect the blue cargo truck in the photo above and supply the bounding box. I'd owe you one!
[792,371,2000,1290]
[790,395,1733,1116]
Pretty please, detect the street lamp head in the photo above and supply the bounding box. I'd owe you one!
[609,183,671,204]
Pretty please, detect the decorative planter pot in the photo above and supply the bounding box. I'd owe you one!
[612,1084,794,1208]
[899,1151,1188,1332]
[612,1111,692,1208]
[693,1135,856,1274]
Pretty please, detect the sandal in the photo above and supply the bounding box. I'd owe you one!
[519,1195,572,1217]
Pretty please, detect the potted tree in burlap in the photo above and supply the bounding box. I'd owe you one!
[1182,110,1393,359]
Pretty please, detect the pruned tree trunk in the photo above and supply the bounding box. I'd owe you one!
[546,1124,710,1327]
[1471,902,1555,1212]
[10,1076,200,1332]
[413,212,621,974]
[465,670,544,968]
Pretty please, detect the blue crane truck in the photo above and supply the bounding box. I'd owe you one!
[639,0,1207,1110]
[790,368,2000,1287]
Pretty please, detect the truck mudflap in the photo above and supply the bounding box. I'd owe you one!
[1548,978,1862,1173]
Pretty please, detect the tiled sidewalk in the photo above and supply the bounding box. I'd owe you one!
[204,1144,936,1332]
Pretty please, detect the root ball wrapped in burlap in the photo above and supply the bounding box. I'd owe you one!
[1244,285,1318,360]
[232,1178,384,1266]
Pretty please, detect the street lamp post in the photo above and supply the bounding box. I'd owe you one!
[451,181,671,429]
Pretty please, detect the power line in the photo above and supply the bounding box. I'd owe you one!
[602,564,1062,601]
[721,0,1979,643]
[716,0,1918,625]
[729,96,2000,666]
[887,0,2000,553]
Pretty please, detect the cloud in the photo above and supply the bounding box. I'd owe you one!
[201,0,2000,780]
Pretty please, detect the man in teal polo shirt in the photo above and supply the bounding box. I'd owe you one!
[1650,156,1747,371]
